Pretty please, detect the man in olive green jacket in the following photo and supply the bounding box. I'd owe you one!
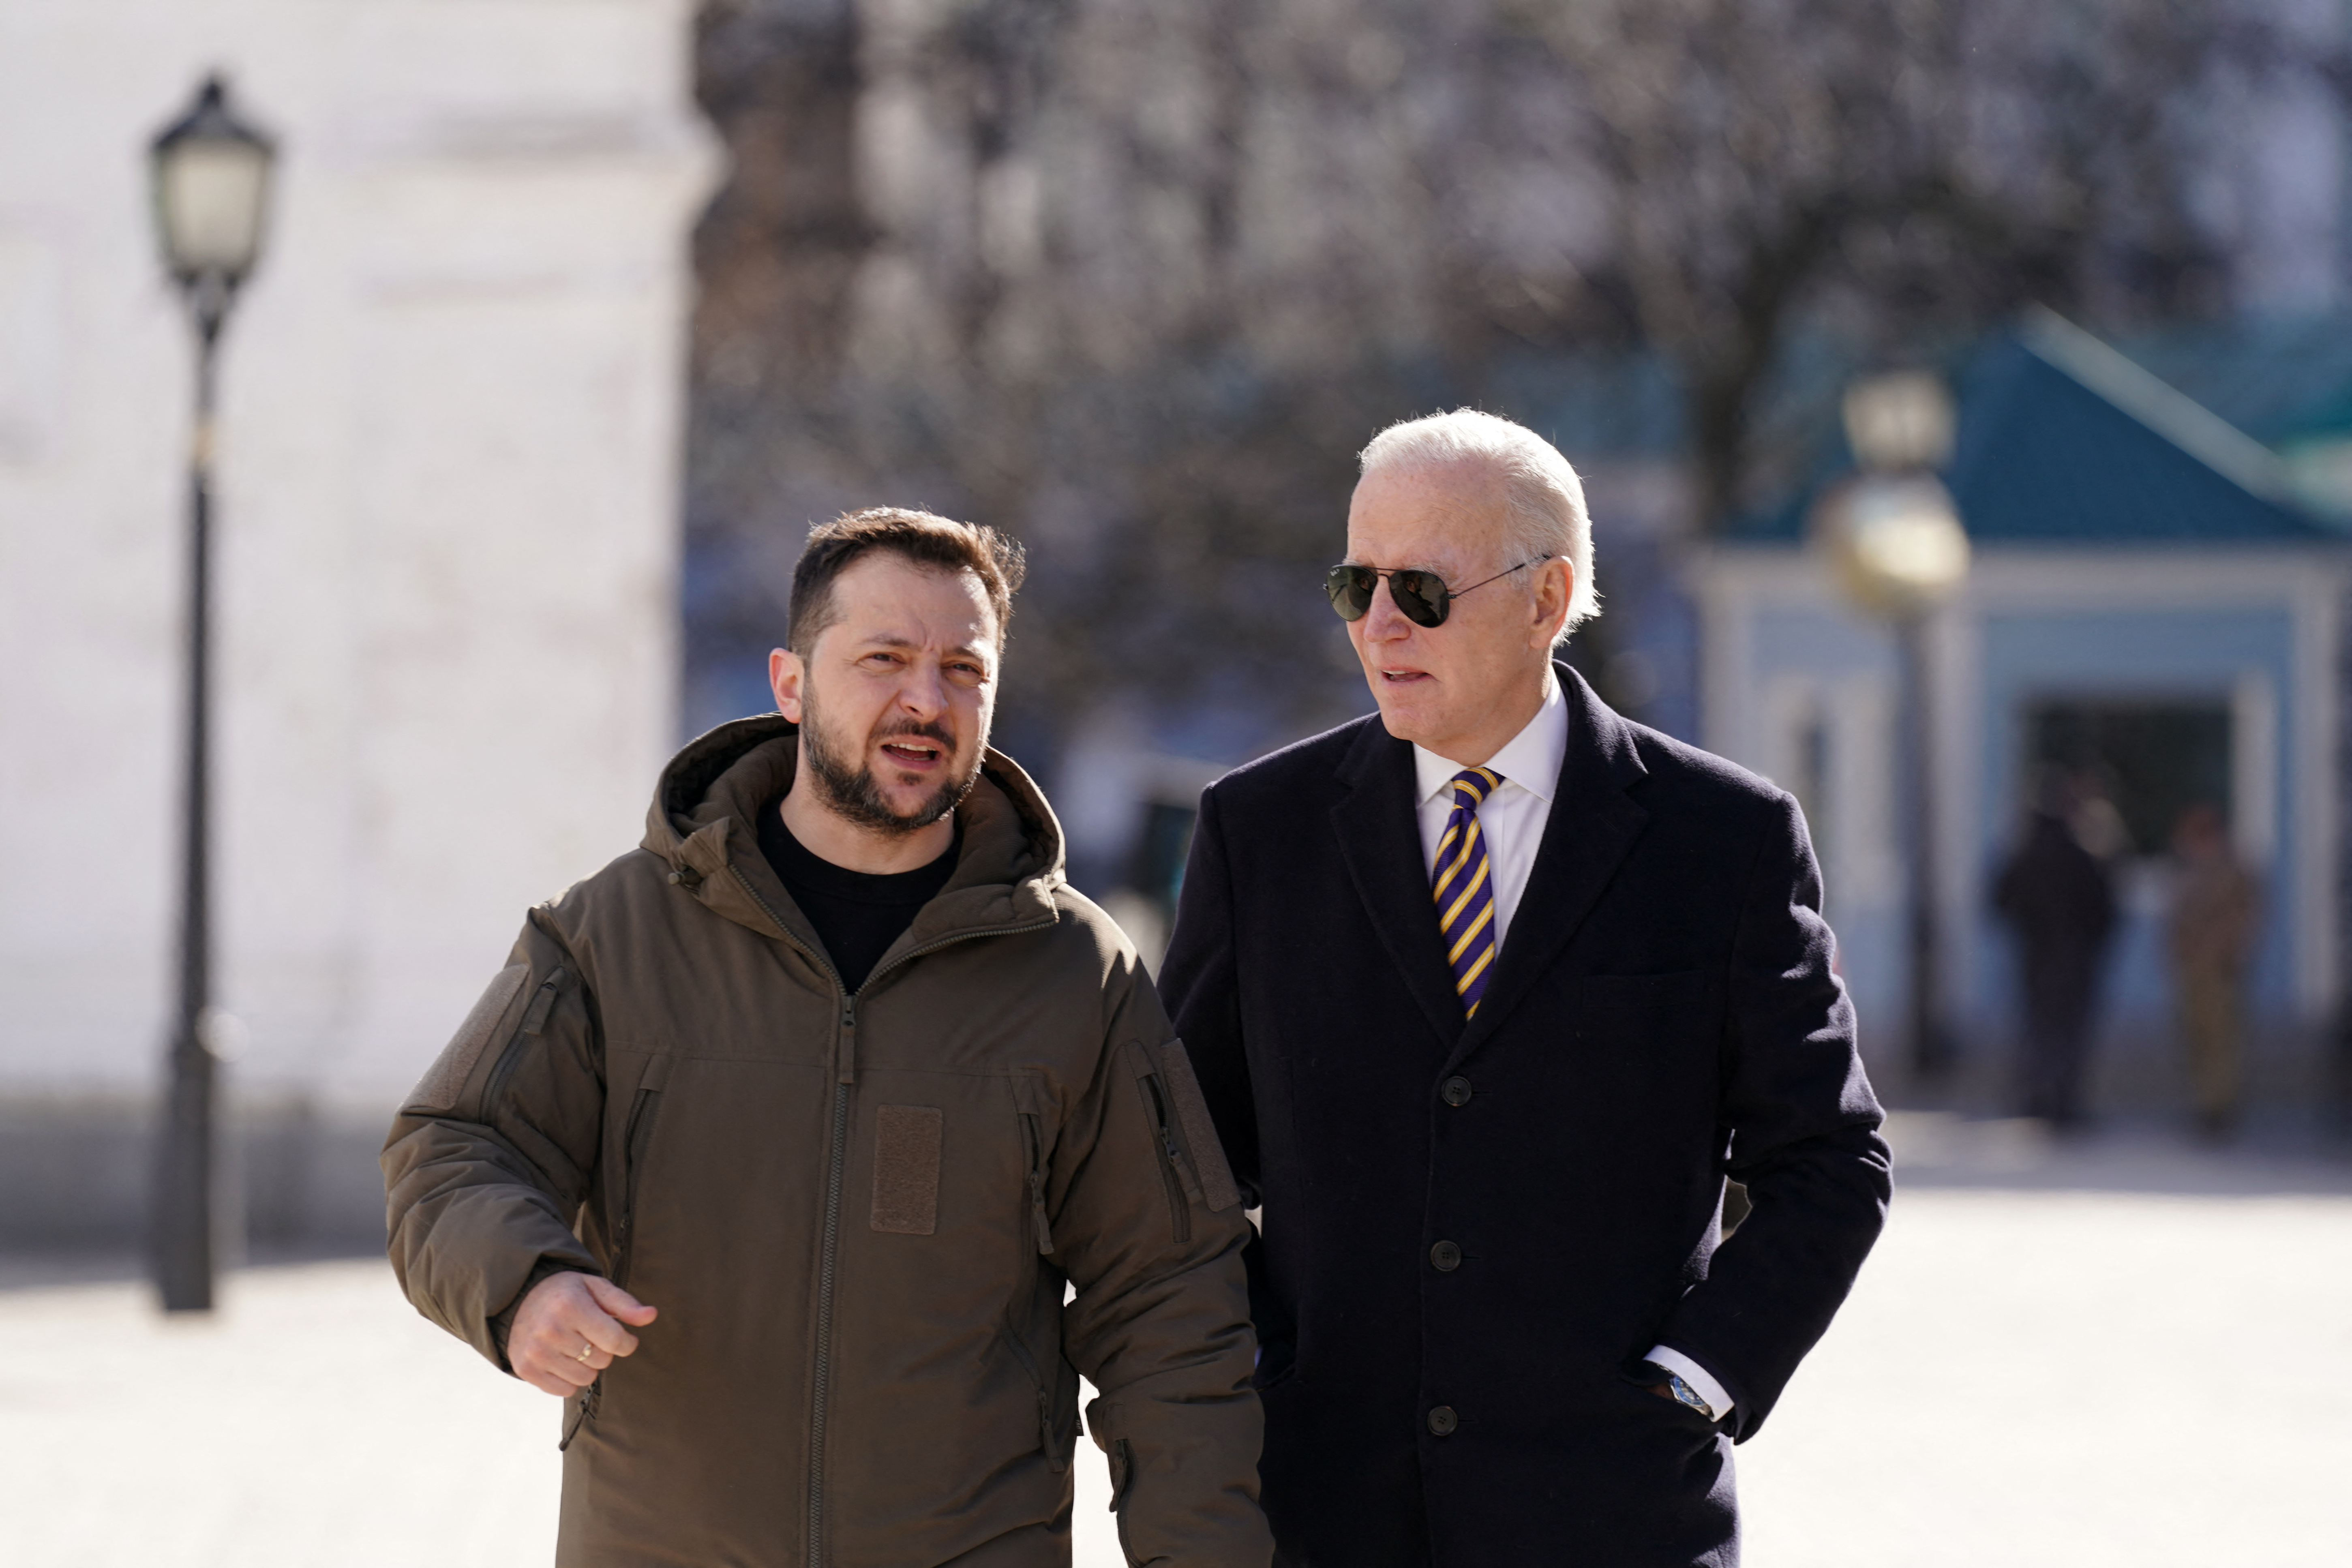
[384,508,1268,1568]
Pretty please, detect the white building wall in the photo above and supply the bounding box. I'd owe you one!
[0,1,714,1237]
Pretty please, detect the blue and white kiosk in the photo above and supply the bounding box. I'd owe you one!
[1692,311,2352,1106]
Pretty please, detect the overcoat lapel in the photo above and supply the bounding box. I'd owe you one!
[1444,666,1650,1065]
[1328,720,1468,1052]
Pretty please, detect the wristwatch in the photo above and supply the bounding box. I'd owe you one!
[1660,1371,1716,1421]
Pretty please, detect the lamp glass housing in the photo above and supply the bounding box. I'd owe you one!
[152,78,274,285]
[1819,473,1971,615]
[1842,371,1955,473]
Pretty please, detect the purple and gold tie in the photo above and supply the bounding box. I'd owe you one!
[1432,766,1502,1017]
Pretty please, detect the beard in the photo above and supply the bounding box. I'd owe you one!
[797,686,984,836]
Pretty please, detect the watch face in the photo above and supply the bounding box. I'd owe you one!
[1669,1376,1710,1416]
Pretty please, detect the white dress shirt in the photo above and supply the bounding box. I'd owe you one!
[1409,671,1736,1424]
[1411,674,1569,953]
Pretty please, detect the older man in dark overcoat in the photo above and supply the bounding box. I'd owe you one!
[1159,409,1891,1566]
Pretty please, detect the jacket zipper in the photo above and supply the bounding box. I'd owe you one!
[570,1068,666,1448]
[1108,1436,1136,1514]
[1017,1112,1055,1254]
[478,966,566,1118]
[1140,1074,1192,1244]
[810,1008,852,1563]
[610,1084,663,1290]
[722,860,1053,1568]
[1011,1083,1059,1465]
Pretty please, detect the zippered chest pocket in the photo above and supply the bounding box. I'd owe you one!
[1011,1073,1055,1255]
[610,1052,675,1289]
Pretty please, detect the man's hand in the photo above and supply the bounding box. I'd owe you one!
[509,1272,658,1397]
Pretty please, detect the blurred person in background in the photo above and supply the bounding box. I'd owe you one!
[1160,411,1890,1567]
[1992,770,2120,1129]
[2168,802,2261,1141]
[383,509,1270,1567]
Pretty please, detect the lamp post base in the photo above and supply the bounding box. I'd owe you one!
[1898,611,1954,1087]
[153,1033,216,1313]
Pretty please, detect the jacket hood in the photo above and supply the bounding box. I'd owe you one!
[639,713,1067,955]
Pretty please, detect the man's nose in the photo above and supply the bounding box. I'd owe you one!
[1360,580,1414,642]
[897,663,949,718]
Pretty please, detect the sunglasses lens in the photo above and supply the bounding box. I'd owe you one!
[1392,571,1450,627]
[1326,565,1375,621]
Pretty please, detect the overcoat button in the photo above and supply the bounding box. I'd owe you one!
[1429,1240,1461,1271]
[1440,1076,1472,1107]
[1427,1405,1458,1436]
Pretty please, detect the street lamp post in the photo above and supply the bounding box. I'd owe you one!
[1811,372,1971,1086]
[148,74,275,1313]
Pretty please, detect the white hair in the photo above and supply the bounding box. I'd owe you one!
[1357,408,1599,640]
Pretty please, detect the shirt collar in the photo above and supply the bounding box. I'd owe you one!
[1412,668,1567,805]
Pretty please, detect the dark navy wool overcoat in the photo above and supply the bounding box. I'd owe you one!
[1159,665,1891,1567]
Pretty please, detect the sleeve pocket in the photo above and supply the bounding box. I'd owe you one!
[405,964,530,1114]
[1154,1040,1242,1214]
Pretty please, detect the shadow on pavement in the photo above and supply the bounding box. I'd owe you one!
[1885,1109,2352,1197]
[16,1116,2337,1295]
[0,1240,386,1296]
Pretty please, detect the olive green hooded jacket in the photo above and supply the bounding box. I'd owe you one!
[383,717,1268,1567]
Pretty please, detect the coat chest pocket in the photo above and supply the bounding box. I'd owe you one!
[1572,969,1723,1018]
[1569,972,1727,1088]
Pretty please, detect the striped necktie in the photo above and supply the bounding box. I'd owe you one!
[1432,766,1502,1016]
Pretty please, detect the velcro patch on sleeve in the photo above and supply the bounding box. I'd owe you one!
[871,1104,944,1236]
[1156,1040,1242,1213]
[405,964,531,1114]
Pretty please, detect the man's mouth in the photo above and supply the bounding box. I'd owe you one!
[1379,666,1432,685]
[879,738,946,767]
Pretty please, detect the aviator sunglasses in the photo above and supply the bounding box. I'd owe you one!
[1324,557,1547,628]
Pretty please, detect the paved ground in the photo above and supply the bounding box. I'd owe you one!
[0,1253,1123,1567]
[4,1116,2348,1566]
[1739,1118,2352,1566]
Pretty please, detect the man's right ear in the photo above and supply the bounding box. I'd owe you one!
[769,648,806,723]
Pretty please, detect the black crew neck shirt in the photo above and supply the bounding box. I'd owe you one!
[756,797,961,992]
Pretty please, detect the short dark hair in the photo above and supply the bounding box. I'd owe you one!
[787,507,1027,656]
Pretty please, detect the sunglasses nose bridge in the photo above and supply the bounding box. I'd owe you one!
[1364,574,1418,633]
